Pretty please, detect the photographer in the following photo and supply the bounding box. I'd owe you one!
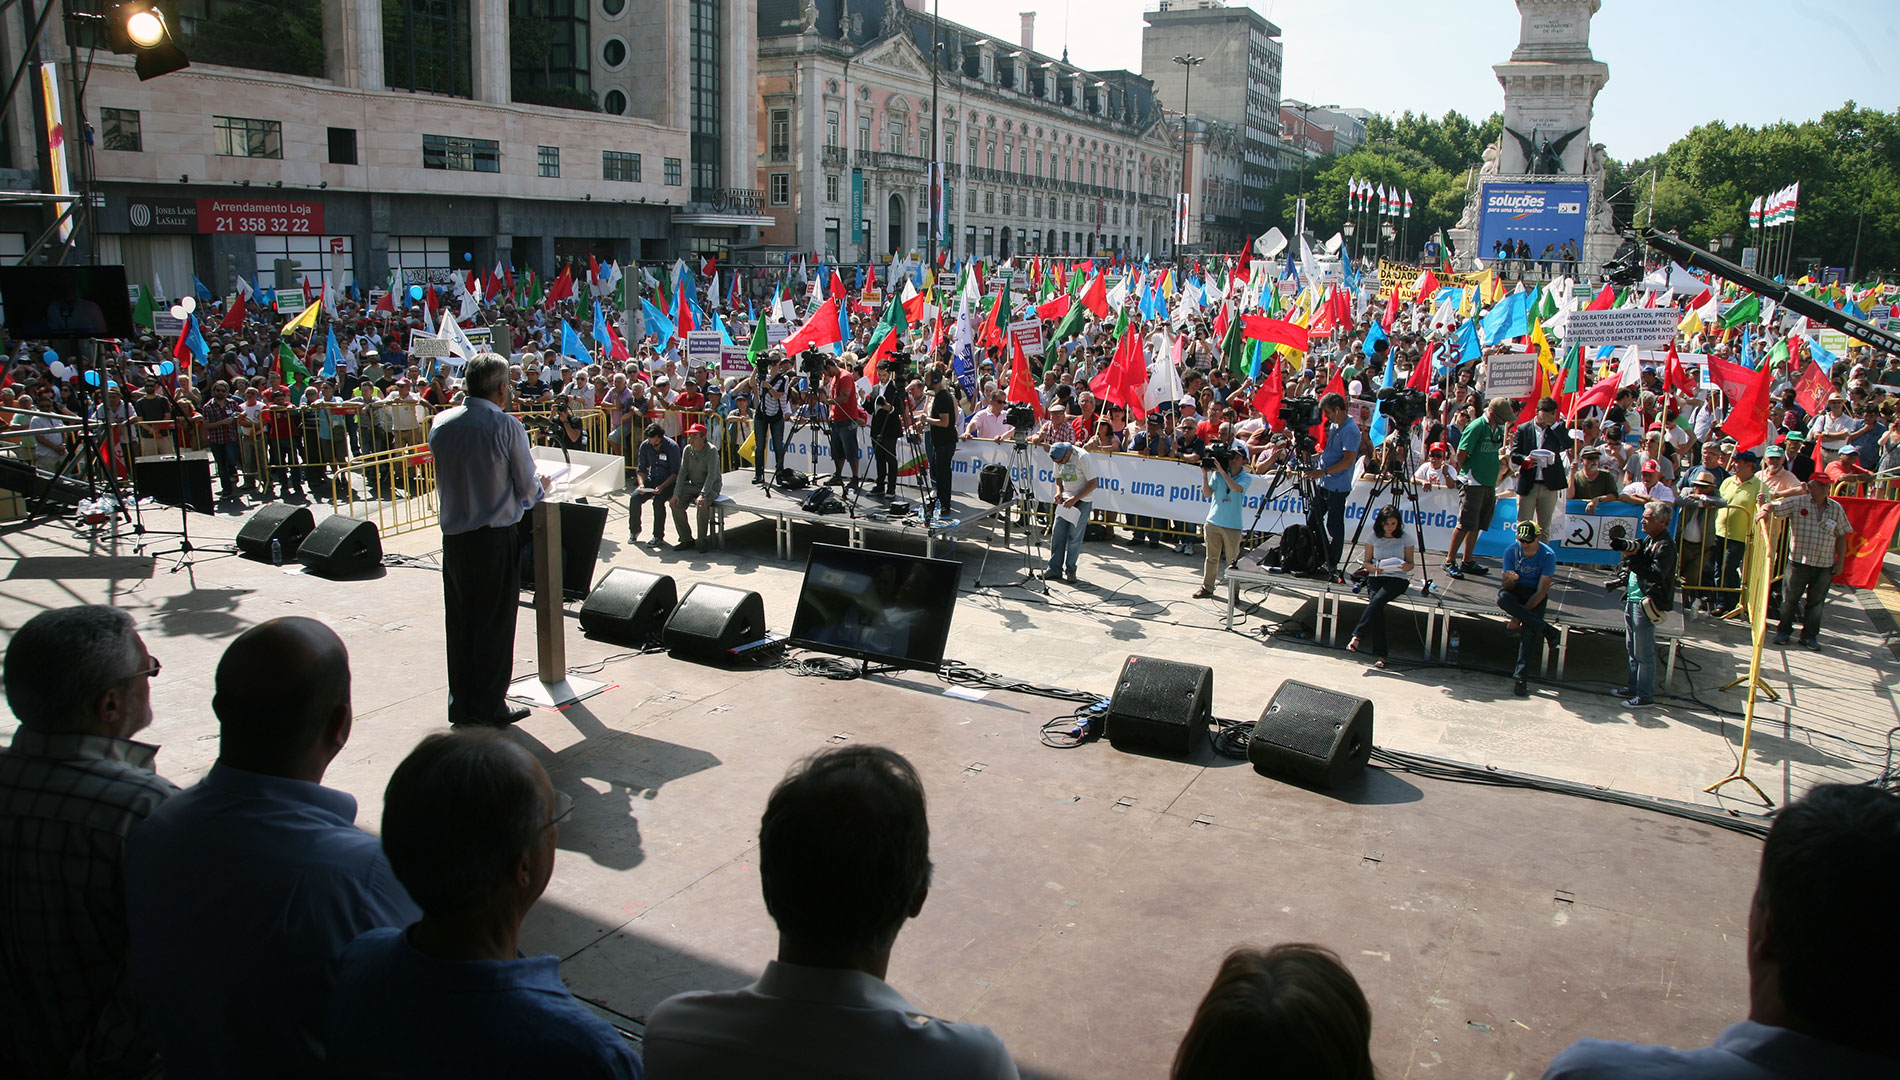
[869,388,902,497]
[1347,506,1415,668]
[1610,501,1677,708]
[1193,443,1253,599]
[919,365,959,517]
[823,356,867,487]
[754,354,793,484]
[1301,392,1360,575]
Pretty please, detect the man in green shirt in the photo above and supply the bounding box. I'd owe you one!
[1445,398,1512,578]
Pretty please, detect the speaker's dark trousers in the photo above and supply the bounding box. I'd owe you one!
[442,523,521,725]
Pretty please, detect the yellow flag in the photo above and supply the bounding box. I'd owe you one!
[281,297,321,336]
[1679,308,1703,336]
[1530,319,1558,379]
[1459,285,1477,319]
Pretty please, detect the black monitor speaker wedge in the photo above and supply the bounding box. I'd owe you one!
[1104,656,1212,757]
[295,515,382,578]
[1247,681,1373,788]
[236,504,315,561]
[663,583,767,661]
[579,568,678,646]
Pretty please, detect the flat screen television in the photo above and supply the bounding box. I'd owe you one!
[788,543,961,672]
[0,265,138,339]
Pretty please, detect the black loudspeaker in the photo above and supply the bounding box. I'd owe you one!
[579,568,678,645]
[1247,681,1374,788]
[133,452,214,515]
[663,583,766,660]
[977,464,1013,505]
[235,503,315,561]
[294,515,383,577]
[519,501,609,599]
[1105,655,1212,757]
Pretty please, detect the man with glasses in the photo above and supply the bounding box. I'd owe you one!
[1811,394,1863,461]
[200,380,244,500]
[1,605,175,1079]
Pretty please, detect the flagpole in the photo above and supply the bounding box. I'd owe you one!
[1781,206,1798,282]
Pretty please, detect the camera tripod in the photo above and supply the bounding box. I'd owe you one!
[974,436,1045,592]
[1337,449,1437,598]
[1229,440,1318,570]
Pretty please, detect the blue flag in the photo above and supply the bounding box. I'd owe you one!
[194,277,212,300]
[1361,320,1388,358]
[1481,291,1529,346]
[1368,351,1397,446]
[1456,319,1482,362]
[1806,333,1838,367]
[592,300,613,351]
[835,295,850,355]
[560,320,591,365]
[323,325,341,378]
[641,296,675,349]
[183,316,209,362]
[1338,245,1357,290]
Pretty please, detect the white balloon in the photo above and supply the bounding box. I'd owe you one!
[180,296,196,314]
[169,305,187,321]
[47,361,67,378]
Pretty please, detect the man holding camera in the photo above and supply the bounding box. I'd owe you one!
[1194,444,1253,599]
[1610,501,1677,708]
[824,356,867,487]
[1302,392,1360,576]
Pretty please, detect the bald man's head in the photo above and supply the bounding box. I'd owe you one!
[213,617,351,778]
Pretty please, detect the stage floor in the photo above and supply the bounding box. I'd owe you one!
[3,500,1894,1077]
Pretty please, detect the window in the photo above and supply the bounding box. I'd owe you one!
[769,173,790,205]
[966,137,976,167]
[384,0,471,98]
[664,157,682,185]
[826,174,839,201]
[983,226,994,257]
[825,109,839,147]
[770,108,790,162]
[689,0,721,193]
[857,115,871,152]
[328,126,357,165]
[1002,194,1011,215]
[966,189,976,213]
[985,142,995,170]
[603,150,641,182]
[984,192,995,214]
[603,89,627,115]
[101,107,140,152]
[538,145,560,177]
[214,115,282,159]
[886,119,903,154]
[422,134,499,172]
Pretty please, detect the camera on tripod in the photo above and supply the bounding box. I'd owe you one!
[797,347,829,379]
[1278,396,1319,434]
[1005,402,1037,446]
[1375,386,1427,429]
[1203,441,1242,471]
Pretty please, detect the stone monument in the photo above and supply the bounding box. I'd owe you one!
[1450,0,1621,276]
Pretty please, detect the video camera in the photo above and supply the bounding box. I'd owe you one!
[1005,402,1037,446]
[1375,386,1427,429]
[1277,396,1319,434]
[797,347,829,379]
[1203,441,1243,471]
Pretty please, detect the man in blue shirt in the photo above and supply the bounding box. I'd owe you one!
[1194,444,1253,598]
[428,353,546,728]
[1497,520,1560,697]
[630,422,683,546]
[125,617,420,1077]
[326,731,642,1079]
[1542,784,1900,1079]
[1303,391,1360,576]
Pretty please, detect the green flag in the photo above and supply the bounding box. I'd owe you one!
[278,340,309,383]
[1558,343,1581,394]
[132,286,155,331]
[1719,293,1762,329]
[1531,285,1558,323]
[1221,308,1246,379]
[1051,298,1087,342]
[745,314,769,366]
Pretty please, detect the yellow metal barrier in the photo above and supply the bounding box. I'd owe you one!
[328,444,439,538]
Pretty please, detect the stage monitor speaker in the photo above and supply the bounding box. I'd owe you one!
[294,515,382,578]
[1105,655,1212,757]
[519,501,609,599]
[133,452,214,515]
[579,568,678,645]
[235,503,315,561]
[1247,680,1373,788]
[663,583,766,661]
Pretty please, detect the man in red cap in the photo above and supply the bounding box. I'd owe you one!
[671,423,722,553]
[1589,458,1676,512]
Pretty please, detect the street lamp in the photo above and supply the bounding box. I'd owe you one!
[1287,101,1337,205]
[1171,54,1203,256]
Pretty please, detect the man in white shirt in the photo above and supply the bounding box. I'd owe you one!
[645,747,1018,1079]
[963,390,1015,441]
[1589,459,1675,512]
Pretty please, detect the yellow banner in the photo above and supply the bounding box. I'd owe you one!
[1373,259,1486,300]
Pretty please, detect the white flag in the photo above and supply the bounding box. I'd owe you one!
[437,310,477,360]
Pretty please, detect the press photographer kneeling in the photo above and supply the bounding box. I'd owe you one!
[1194,441,1253,599]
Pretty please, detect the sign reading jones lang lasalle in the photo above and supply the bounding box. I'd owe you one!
[123,196,325,235]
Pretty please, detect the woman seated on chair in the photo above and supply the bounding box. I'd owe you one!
[1347,505,1415,669]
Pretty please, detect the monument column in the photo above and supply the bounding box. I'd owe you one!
[1493,0,1608,176]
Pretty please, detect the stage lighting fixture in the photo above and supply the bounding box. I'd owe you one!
[103,3,191,81]
[125,9,164,48]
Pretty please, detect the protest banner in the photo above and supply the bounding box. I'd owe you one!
[1008,317,1045,357]
[720,344,754,379]
[408,332,450,358]
[1562,307,1680,349]
[685,329,723,369]
[1485,351,1539,398]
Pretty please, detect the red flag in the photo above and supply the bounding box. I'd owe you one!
[1406,343,1436,391]
[1241,315,1310,353]
[219,292,248,330]
[423,283,440,319]
[1586,284,1616,311]
[588,254,602,289]
[1834,497,1900,588]
[782,297,844,354]
[1414,269,1440,300]
[301,276,313,307]
[1516,362,1551,425]
[1792,360,1833,418]
[1381,285,1402,331]
[1707,353,1772,451]
[675,278,694,338]
[1252,358,1285,429]
[828,268,846,302]
[1088,324,1147,415]
[1330,285,1352,328]
[606,323,632,362]
[1663,344,1698,397]
[1036,293,1072,321]
[1570,372,1619,414]
[901,283,927,324]
[1309,302,1336,335]
[1077,273,1110,317]
[1007,335,1043,421]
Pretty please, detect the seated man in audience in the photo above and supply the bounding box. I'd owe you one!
[125,617,420,1077]
[1,605,174,1079]
[1543,784,1900,1078]
[324,731,642,1079]
[645,745,1018,1078]
[1172,944,1375,1080]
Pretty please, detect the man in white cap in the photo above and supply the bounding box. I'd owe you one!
[1042,442,1096,584]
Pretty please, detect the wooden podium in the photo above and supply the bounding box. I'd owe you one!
[506,497,607,708]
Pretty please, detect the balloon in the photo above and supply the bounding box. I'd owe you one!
[180,296,196,314]
[106,381,119,391]
[41,349,57,366]
[169,305,187,321]
[463,252,473,262]
[158,361,176,376]
[47,361,67,378]
[409,285,424,300]
[84,370,101,386]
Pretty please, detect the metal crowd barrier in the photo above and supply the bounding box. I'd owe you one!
[328,443,439,538]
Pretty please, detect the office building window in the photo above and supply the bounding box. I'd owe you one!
[664,157,682,185]
[887,119,904,154]
[603,150,641,182]
[537,145,560,177]
[384,0,471,98]
[769,173,790,206]
[101,108,140,152]
[689,0,721,193]
[328,126,358,165]
[214,116,282,159]
[826,174,839,201]
[422,134,498,172]
[770,109,790,162]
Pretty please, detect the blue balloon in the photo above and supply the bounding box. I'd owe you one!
[41,349,56,365]
[84,370,101,386]
[463,252,473,262]
[106,381,119,391]
[409,285,424,300]
[158,361,176,376]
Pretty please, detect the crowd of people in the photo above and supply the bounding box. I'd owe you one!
[1,602,1895,1078]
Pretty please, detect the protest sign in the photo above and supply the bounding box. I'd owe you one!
[1485,351,1539,398]
[1562,308,1680,349]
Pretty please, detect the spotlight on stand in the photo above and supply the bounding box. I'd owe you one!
[101,3,191,81]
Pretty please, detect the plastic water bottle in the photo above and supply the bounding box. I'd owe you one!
[270,538,282,566]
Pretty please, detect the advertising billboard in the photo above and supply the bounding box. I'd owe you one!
[1476,182,1589,262]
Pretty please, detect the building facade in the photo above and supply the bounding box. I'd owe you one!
[754,0,1178,264]
[1140,1,1282,224]
[0,0,763,292]
[1176,117,1246,254]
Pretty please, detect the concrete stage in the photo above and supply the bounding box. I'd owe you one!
[3,497,1895,1078]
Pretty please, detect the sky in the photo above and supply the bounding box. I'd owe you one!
[936,0,1900,160]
